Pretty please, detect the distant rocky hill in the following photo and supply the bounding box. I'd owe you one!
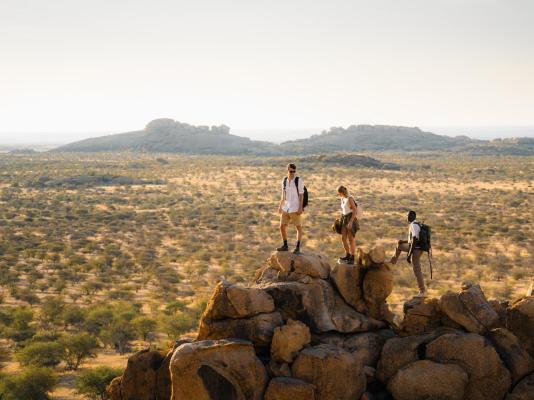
[53,118,278,155]
[53,119,534,156]
[283,125,478,153]
[298,154,401,170]
[107,247,534,400]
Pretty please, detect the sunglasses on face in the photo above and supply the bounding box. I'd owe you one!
[288,170,296,173]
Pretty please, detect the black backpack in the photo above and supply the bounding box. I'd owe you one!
[283,176,308,208]
[415,222,431,252]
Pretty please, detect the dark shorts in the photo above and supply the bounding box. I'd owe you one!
[341,213,359,236]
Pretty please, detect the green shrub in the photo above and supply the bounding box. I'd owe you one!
[15,341,64,368]
[59,333,99,370]
[0,367,56,400]
[75,366,123,400]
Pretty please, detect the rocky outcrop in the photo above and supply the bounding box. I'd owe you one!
[108,248,534,400]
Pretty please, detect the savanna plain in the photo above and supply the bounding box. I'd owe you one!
[0,152,532,399]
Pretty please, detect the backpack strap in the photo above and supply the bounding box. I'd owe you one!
[295,176,300,196]
[283,177,287,189]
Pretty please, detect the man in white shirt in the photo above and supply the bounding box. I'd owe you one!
[390,210,427,297]
[277,163,305,254]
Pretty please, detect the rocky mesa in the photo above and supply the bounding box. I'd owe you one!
[107,247,534,400]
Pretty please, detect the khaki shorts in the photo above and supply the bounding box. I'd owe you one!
[280,211,303,226]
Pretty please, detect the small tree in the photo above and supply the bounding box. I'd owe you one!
[15,341,64,368]
[75,366,123,400]
[62,305,86,328]
[59,333,99,370]
[159,311,195,339]
[40,296,66,327]
[132,316,157,342]
[101,320,136,354]
[3,307,36,343]
[0,367,56,400]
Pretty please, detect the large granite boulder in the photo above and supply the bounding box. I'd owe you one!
[271,319,311,363]
[344,331,394,368]
[387,360,469,400]
[260,279,384,334]
[170,339,268,400]
[108,376,122,400]
[268,251,330,280]
[330,262,366,312]
[197,311,283,348]
[116,349,165,400]
[292,344,366,400]
[201,280,275,320]
[156,348,174,400]
[507,296,534,358]
[376,332,441,383]
[439,284,499,334]
[400,297,442,336]
[362,263,393,320]
[426,332,512,400]
[264,377,316,400]
[506,372,534,400]
[488,328,534,385]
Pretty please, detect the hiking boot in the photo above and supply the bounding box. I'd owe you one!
[346,255,355,265]
[414,290,427,298]
[389,256,398,265]
[276,244,289,252]
[292,247,301,254]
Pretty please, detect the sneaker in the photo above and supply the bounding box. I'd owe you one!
[338,254,350,262]
[276,244,289,252]
[346,255,354,265]
[292,247,301,254]
[414,291,427,298]
[389,256,397,265]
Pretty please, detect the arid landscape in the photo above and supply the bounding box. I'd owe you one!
[0,151,532,398]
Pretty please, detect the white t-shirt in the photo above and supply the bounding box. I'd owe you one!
[409,221,421,242]
[340,196,354,216]
[282,177,304,213]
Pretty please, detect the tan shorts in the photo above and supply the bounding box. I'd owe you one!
[280,212,302,226]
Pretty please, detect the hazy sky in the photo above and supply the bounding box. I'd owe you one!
[1,0,533,143]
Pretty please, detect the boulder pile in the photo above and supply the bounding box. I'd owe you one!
[107,248,534,400]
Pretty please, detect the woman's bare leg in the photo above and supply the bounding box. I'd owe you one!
[341,228,350,254]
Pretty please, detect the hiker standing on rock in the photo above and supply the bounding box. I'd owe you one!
[337,186,359,265]
[277,163,305,254]
[390,210,427,297]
